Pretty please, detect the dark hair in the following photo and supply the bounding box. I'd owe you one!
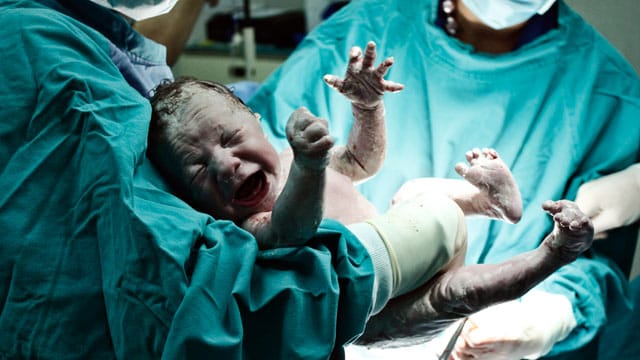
[150,76,248,117]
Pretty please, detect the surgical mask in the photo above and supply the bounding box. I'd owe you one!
[89,0,179,21]
[461,0,556,30]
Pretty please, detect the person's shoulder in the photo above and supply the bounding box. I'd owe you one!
[561,5,638,83]
[590,36,638,80]
[583,32,640,100]
[1,1,67,25]
[4,6,116,78]
[1,2,107,46]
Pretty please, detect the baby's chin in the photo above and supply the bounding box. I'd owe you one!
[226,191,278,223]
[251,190,278,214]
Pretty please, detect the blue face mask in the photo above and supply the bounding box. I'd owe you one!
[89,0,179,21]
[461,0,556,29]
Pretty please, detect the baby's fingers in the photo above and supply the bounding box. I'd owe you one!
[308,135,334,155]
[382,79,404,92]
[302,119,330,143]
[374,57,394,78]
[323,74,344,92]
[362,41,377,69]
[348,46,363,73]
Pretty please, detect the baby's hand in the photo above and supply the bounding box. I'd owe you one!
[324,41,404,109]
[286,107,334,170]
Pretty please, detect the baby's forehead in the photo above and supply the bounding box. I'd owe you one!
[183,83,247,111]
[182,90,255,126]
[182,83,225,100]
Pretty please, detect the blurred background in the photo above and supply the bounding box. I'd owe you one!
[172,0,639,84]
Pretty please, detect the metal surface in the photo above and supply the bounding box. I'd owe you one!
[438,317,468,360]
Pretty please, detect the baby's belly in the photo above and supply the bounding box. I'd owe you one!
[324,170,379,224]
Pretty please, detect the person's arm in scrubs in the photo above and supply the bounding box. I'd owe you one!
[134,0,219,66]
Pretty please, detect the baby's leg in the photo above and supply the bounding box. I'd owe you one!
[365,192,468,298]
[393,148,522,223]
[357,200,593,347]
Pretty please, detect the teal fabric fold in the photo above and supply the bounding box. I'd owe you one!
[0,1,374,358]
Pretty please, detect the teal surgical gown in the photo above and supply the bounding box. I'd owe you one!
[0,1,374,358]
[248,0,640,357]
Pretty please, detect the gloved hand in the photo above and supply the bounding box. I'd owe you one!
[575,164,640,239]
[451,290,577,360]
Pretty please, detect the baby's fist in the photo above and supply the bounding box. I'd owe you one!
[286,107,334,170]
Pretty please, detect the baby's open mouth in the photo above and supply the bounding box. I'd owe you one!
[232,171,268,207]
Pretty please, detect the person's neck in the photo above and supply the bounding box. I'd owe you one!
[453,0,527,54]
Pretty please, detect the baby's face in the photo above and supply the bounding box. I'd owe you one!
[170,91,281,222]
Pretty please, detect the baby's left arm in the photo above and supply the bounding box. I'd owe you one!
[324,41,404,183]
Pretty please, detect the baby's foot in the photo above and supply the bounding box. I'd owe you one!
[454,148,523,223]
[541,200,594,262]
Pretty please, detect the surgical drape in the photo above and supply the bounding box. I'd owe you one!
[0,1,374,358]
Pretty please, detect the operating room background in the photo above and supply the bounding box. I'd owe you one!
[172,0,640,279]
[547,0,640,280]
[175,0,639,77]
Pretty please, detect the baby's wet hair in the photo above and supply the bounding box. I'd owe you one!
[150,76,249,117]
[148,77,254,156]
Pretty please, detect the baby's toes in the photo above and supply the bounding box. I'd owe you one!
[554,212,573,228]
[455,162,469,177]
[568,219,583,232]
[483,148,498,160]
[542,200,562,215]
[553,201,594,235]
[568,213,593,234]
[466,148,482,164]
[464,150,474,163]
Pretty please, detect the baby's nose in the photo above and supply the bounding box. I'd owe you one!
[211,151,241,183]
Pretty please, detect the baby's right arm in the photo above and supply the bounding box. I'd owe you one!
[262,108,333,248]
[324,41,404,183]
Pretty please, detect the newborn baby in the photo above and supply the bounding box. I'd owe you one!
[147,41,593,345]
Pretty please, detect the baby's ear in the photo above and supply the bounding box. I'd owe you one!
[253,112,261,122]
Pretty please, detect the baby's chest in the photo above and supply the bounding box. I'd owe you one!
[323,170,378,225]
